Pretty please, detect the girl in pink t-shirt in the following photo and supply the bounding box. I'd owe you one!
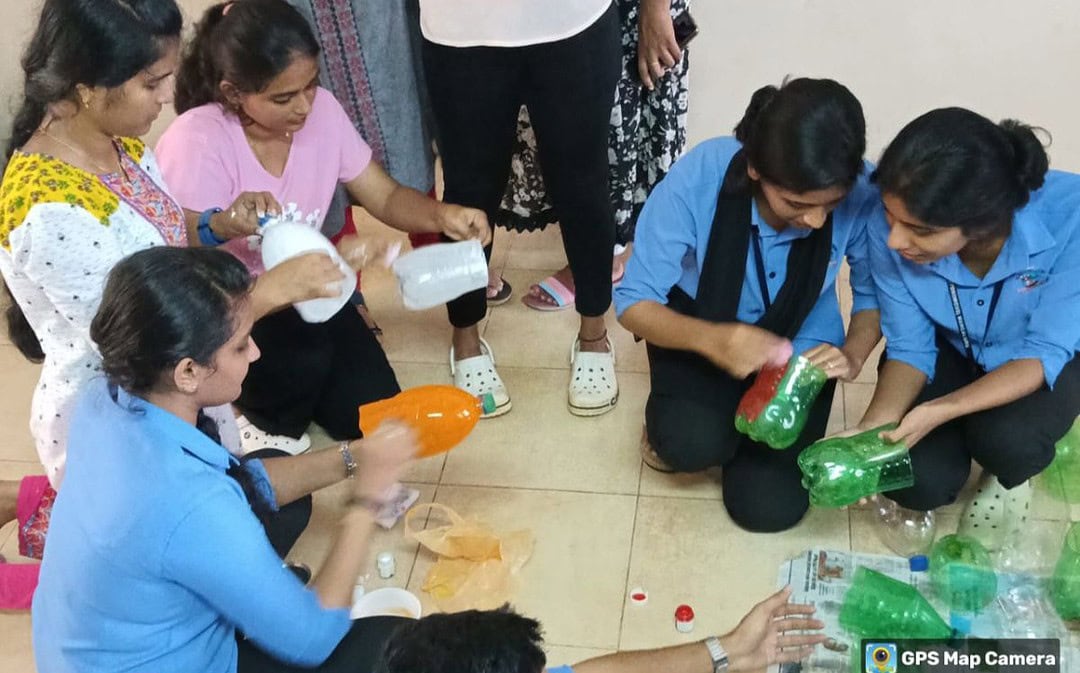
[157,0,489,464]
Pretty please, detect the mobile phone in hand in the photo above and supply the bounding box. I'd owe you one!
[673,9,699,49]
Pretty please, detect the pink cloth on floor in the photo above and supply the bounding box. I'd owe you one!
[17,475,53,560]
[0,562,40,611]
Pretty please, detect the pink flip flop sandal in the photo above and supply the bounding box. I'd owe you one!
[523,275,575,312]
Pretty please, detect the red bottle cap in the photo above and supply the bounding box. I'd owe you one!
[629,588,648,605]
[674,604,695,633]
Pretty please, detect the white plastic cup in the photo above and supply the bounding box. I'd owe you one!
[260,221,354,323]
[391,239,488,310]
[350,587,422,620]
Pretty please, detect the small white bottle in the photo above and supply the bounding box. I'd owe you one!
[376,552,396,579]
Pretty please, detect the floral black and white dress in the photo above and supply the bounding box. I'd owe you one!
[497,0,690,245]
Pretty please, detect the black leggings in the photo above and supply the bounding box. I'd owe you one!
[235,449,409,672]
[645,344,838,533]
[237,306,400,440]
[422,4,622,327]
[886,343,1080,511]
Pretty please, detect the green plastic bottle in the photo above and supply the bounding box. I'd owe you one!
[929,534,997,616]
[839,567,952,639]
[798,425,913,508]
[1036,415,1080,504]
[734,355,827,450]
[1051,522,1080,621]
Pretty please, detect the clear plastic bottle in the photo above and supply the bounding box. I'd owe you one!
[391,239,488,310]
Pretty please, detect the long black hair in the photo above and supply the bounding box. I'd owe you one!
[3,0,182,362]
[872,107,1049,238]
[174,0,320,115]
[90,247,253,396]
[731,77,866,193]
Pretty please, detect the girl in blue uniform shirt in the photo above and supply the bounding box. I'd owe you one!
[615,78,882,533]
[851,108,1080,550]
[33,247,418,673]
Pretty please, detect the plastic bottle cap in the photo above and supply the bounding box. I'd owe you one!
[629,588,648,605]
[675,604,695,633]
[479,393,497,415]
[909,555,929,572]
[376,552,396,579]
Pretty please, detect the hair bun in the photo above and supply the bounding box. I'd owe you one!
[999,119,1049,193]
[734,85,779,144]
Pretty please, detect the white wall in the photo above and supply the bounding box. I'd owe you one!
[2,0,1078,170]
[688,1,1080,170]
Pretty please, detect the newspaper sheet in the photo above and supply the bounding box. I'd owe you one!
[769,548,1079,673]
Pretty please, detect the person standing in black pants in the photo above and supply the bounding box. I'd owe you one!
[419,1,623,418]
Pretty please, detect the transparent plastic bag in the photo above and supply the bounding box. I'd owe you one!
[405,504,533,612]
[391,240,488,310]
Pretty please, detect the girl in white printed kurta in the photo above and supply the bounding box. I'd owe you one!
[0,0,342,488]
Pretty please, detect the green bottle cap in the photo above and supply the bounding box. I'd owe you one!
[479,393,496,415]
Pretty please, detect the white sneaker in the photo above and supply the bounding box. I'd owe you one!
[237,415,312,456]
[450,337,511,418]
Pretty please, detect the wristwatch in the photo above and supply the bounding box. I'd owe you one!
[704,636,729,673]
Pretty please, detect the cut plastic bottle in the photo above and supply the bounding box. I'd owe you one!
[1052,522,1080,622]
[391,240,488,310]
[928,534,998,633]
[798,424,913,508]
[358,385,494,458]
[735,355,827,449]
[260,220,354,323]
[839,567,952,640]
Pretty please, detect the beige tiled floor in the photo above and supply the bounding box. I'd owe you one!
[1,222,1076,673]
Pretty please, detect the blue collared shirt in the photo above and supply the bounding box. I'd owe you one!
[32,381,351,673]
[614,136,879,354]
[870,169,1080,388]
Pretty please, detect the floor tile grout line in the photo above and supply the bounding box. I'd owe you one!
[615,462,646,651]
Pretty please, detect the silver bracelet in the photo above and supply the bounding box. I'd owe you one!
[339,441,357,479]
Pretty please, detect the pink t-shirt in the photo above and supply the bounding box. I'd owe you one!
[156,87,372,272]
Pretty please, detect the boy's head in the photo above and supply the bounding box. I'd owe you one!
[381,605,547,673]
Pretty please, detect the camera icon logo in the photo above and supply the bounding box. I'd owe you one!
[865,643,897,673]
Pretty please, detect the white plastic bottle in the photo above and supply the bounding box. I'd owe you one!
[260,220,354,323]
[391,239,488,310]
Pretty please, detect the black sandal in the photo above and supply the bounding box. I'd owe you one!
[486,277,513,306]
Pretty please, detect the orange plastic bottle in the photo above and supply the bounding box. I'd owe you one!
[358,386,494,458]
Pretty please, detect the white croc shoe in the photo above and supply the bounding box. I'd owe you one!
[957,473,1032,552]
[236,415,312,456]
[568,335,619,417]
[450,337,511,418]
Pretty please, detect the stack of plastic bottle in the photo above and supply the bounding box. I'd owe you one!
[734,355,827,449]
[798,425,914,507]
[358,385,494,458]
